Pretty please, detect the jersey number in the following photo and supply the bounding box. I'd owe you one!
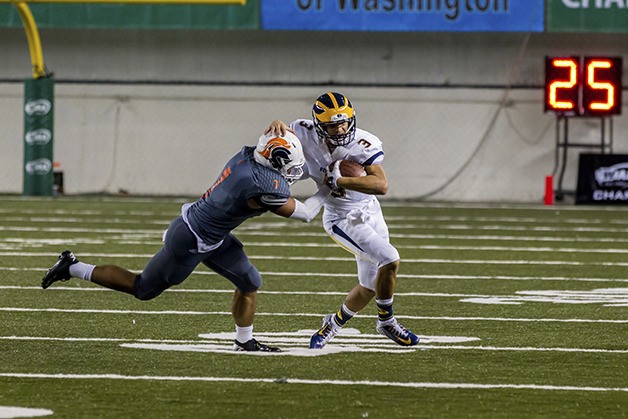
[202,166,232,199]
[299,121,314,130]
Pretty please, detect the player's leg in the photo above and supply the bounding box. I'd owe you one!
[344,283,376,313]
[332,260,377,328]
[365,207,419,346]
[310,216,386,348]
[42,217,203,301]
[202,234,279,352]
[325,207,419,346]
[42,250,139,293]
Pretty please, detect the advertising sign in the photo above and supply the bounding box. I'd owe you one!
[262,0,544,32]
[23,77,54,197]
[0,2,258,29]
[576,154,628,204]
[547,0,628,33]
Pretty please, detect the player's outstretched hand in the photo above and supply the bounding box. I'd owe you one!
[264,120,292,136]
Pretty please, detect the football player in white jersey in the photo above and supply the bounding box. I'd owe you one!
[265,92,419,348]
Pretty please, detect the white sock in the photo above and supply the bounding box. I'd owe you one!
[235,325,253,343]
[341,303,357,317]
[375,297,394,306]
[69,262,95,281]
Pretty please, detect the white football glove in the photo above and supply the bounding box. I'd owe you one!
[325,160,342,189]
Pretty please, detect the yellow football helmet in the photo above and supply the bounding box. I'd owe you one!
[312,92,356,146]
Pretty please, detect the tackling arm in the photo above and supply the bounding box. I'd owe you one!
[269,186,330,222]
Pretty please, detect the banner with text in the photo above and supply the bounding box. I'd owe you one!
[262,0,544,32]
[576,154,628,205]
[547,0,628,33]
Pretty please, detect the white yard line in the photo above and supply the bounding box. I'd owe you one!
[3,223,627,234]
[3,238,628,254]
[2,335,627,354]
[1,206,627,224]
[2,225,628,244]
[1,251,628,267]
[0,372,625,392]
[1,266,626,283]
[0,307,624,323]
[3,285,628,303]
[2,266,626,283]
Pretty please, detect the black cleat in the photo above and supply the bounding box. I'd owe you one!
[41,250,78,289]
[233,338,281,352]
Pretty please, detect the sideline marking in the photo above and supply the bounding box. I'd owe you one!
[0,373,626,392]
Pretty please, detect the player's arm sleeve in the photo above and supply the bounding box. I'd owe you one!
[289,186,330,223]
[254,194,289,210]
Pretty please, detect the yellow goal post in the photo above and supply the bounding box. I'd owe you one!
[1,0,246,77]
[3,0,246,196]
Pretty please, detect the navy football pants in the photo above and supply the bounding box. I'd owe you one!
[133,216,262,300]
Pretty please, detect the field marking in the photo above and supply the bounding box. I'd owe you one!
[0,372,626,392]
[3,335,626,355]
[240,231,628,244]
[0,333,479,345]
[0,216,170,225]
[3,238,628,255]
[2,222,628,235]
[3,195,628,212]
[461,288,628,306]
[3,285,628,307]
[120,342,413,356]
[0,307,624,323]
[3,225,628,244]
[2,267,626,283]
[4,213,628,229]
[0,406,53,418]
[3,205,628,224]
[6,211,628,226]
[2,251,628,267]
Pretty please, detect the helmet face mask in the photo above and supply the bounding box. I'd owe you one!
[254,132,305,185]
[312,92,356,147]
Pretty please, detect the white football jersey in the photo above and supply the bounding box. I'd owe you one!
[290,119,385,218]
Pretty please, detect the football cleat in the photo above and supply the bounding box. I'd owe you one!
[376,318,420,346]
[233,338,281,352]
[41,250,78,289]
[309,314,339,349]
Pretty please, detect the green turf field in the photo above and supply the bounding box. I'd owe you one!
[1,196,626,418]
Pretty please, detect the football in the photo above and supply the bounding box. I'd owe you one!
[330,160,366,177]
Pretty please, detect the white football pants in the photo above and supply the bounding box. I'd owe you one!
[322,200,400,291]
